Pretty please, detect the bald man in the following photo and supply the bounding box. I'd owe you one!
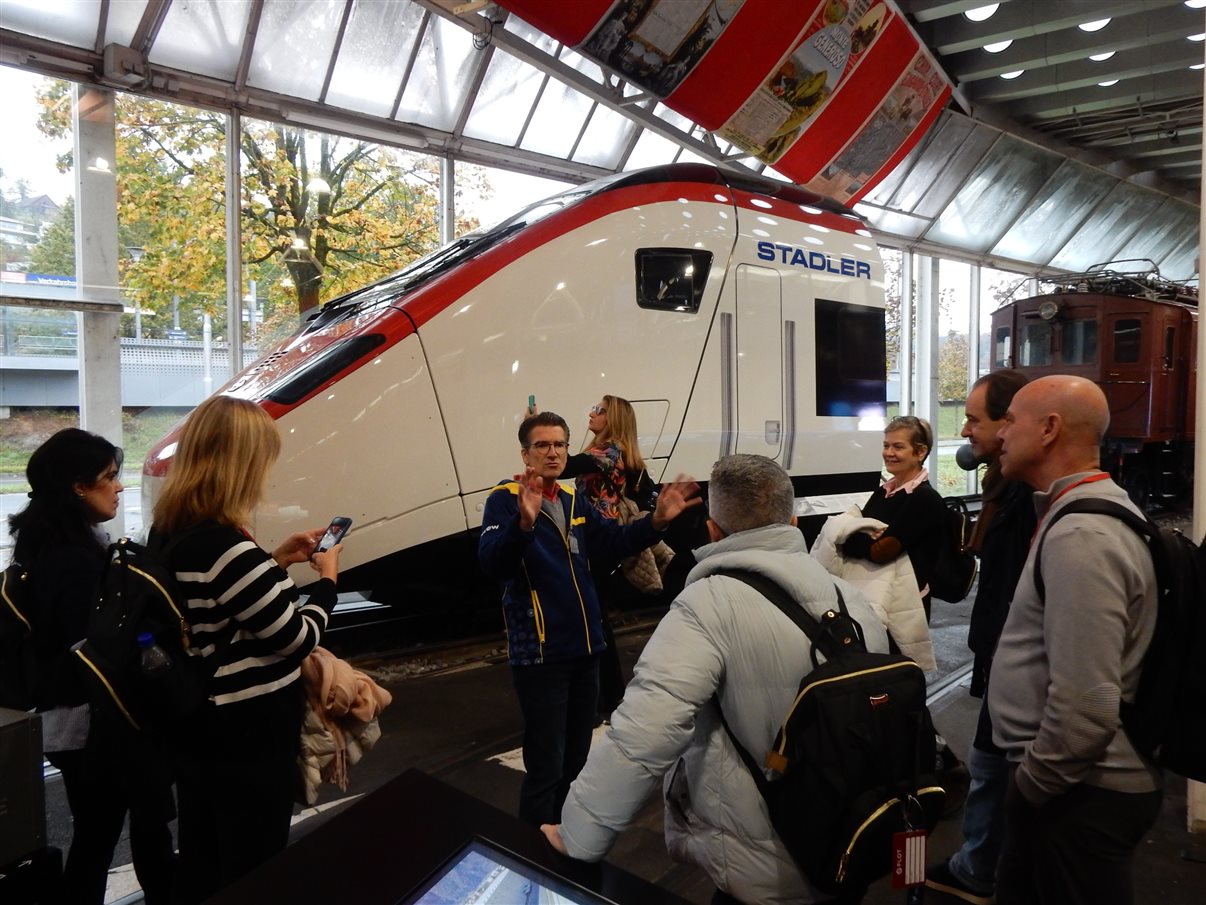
[987,376,1162,905]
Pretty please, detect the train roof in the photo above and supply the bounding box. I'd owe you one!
[1003,260,1199,311]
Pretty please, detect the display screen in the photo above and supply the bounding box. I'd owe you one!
[399,839,612,905]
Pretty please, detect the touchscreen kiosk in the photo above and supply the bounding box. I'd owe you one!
[401,838,611,905]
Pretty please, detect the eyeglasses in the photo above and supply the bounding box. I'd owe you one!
[589,404,607,416]
[525,440,569,453]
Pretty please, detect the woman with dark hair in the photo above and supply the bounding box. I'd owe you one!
[150,394,341,903]
[841,415,949,621]
[7,428,175,905]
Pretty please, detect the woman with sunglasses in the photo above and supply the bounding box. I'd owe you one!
[841,414,948,621]
[7,429,176,904]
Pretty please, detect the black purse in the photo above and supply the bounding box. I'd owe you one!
[928,498,977,602]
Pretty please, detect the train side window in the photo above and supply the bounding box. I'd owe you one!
[1062,320,1098,365]
[814,298,886,417]
[1019,322,1052,366]
[634,249,713,312]
[1163,326,1176,370]
[1113,318,1142,363]
[993,326,1012,368]
[264,334,387,405]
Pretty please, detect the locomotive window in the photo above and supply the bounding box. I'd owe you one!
[814,298,886,417]
[1164,326,1176,370]
[263,334,387,405]
[993,327,1012,368]
[635,249,713,312]
[1113,319,1142,363]
[1062,320,1097,365]
[1019,323,1052,366]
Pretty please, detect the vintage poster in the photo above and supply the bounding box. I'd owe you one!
[718,0,888,163]
[806,52,950,204]
[579,0,747,98]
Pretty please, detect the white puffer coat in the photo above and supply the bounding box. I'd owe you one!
[558,523,889,905]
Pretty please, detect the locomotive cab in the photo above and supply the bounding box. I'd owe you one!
[990,265,1198,508]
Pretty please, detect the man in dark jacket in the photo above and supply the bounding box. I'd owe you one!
[478,411,699,826]
[928,369,1033,905]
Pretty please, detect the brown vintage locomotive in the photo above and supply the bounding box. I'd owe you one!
[989,262,1198,508]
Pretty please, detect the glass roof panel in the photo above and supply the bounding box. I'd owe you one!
[901,118,999,219]
[463,49,545,146]
[1156,234,1200,282]
[991,160,1116,263]
[573,104,639,168]
[520,78,593,157]
[862,129,930,208]
[625,122,681,170]
[149,0,252,82]
[559,46,604,83]
[396,14,479,131]
[325,0,426,118]
[0,0,99,48]
[926,136,1062,254]
[246,0,343,101]
[1110,198,1199,271]
[503,13,562,55]
[105,0,147,47]
[1048,182,1166,271]
[853,204,930,240]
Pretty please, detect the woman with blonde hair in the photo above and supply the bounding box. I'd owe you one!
[150,394,341,903]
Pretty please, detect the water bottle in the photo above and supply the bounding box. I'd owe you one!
[138,632,172,677]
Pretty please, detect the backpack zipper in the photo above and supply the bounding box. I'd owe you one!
[835,786,944,884]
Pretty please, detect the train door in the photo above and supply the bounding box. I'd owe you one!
[1102,310,1152,438]
[734,264,783,457]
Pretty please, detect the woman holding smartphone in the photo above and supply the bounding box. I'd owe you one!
[150,394,342,903]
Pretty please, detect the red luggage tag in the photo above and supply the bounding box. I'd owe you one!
[891,829,927,888]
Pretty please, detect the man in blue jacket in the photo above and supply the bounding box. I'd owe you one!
[479,410,699,826]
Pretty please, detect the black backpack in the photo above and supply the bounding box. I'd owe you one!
[714,570,946,895]
[929,498,977,603]
[73,535,211,733]
[1034,499,1206,782]
[0,562,39,710]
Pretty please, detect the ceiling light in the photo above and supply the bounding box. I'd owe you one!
[1186,1,1206,9]
[1098,79,1120,87]
[964,3,999,21]
[1089,51,1116,62]
[1189,33,1206,41]
[984,40,1013,53]
[1000,70,1024,80]
[1078,18,1111,32]
[1192,63,1205,69]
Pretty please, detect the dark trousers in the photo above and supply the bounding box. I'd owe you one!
[511,655,600,827]
[172,684,303,905]
[46,725,176,905]
[996,771,1162,905]
[712,886,857,904]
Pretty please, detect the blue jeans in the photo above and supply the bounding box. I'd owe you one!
[947,739,1010,894]
[511,655,600,827]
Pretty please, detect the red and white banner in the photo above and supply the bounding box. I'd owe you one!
[496,1,952,203]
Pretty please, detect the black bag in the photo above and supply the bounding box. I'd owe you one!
[74,535,211,733]
[929,498,977,602]
[1035,499,1206,782]
[714,570,946,895]
[0,562,39,710]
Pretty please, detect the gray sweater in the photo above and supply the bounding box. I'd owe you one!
[988,473,1162,805]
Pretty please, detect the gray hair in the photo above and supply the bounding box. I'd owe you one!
[708,454,794,534]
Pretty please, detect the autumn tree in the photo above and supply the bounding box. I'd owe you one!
[34,83,486,342]
[27,197,75,276]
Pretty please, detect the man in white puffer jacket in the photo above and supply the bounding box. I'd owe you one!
[543,454,889,905]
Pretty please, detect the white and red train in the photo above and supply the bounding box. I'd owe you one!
[142,164,889,603]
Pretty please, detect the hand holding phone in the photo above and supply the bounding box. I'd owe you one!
[315,516,352,554]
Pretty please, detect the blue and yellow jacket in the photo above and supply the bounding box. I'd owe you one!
[478,480,661,666]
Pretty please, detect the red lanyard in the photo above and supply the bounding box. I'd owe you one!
[1031,471,1110,544]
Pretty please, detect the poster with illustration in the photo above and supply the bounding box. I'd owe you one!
[806,53,950,204]
[580,0,746,98]
[719,0,887,162]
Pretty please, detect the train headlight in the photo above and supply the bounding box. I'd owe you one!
[1038,300,1061,321]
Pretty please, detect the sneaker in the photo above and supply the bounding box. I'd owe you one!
[925,860,993,905]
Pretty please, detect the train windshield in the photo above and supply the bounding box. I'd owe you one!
[300,189,591,334]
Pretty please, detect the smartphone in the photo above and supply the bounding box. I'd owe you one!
[527,394,537,415]
[315,516,352,553]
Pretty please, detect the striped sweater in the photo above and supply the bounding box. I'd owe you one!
[157,521,336,706]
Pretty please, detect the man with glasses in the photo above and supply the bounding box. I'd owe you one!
[479,411,700,827]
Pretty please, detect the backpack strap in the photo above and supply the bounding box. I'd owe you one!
[1033,498,1155,602]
